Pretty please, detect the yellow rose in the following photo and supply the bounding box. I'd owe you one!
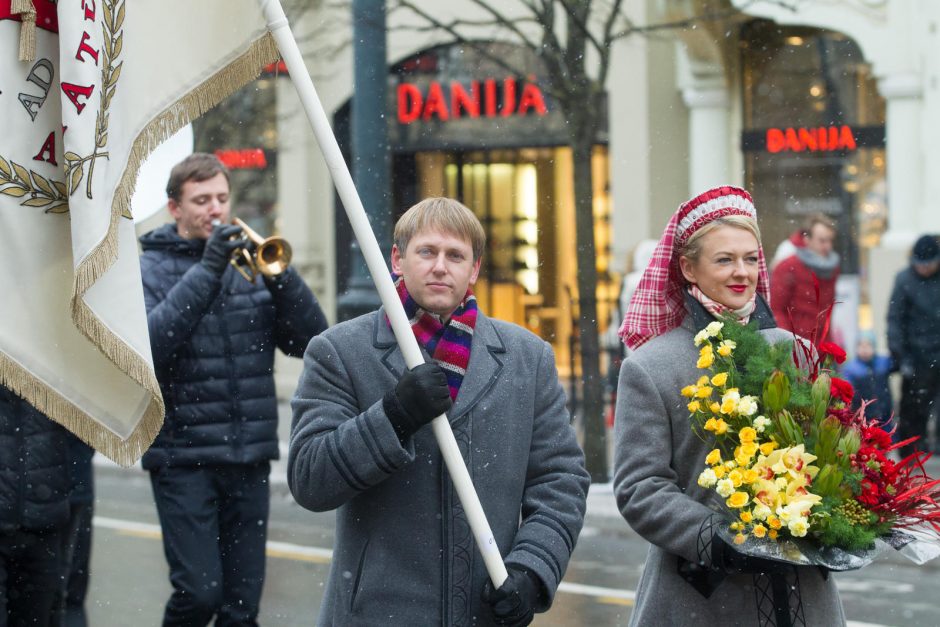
[727,491,750,508]
[711,372,729,387]
[738,427,758,443]
[695,386,713,399]
[697,375,710,386]
[697,352,715,369]
[681,385,697,398]
[730,521,744,531]
[768,529,779,540]
[714,419,729,435]
[704,418,718,432]
[760,441,778,456]
[687,400,701,413]
[728,469,744,487]
[740,511,753,523]
[717,340,737,357]
[740,442,759,458]
[767,516,782,530]
[742,469,759,484]
[720,398,737,414]
[752,524,767,538]
[705,449,722,466]
[712,464,727,478]
[709,402,721,413]
[733,533,747,545]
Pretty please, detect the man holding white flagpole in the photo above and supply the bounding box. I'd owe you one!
[139,153,327,627]
[290,197,589,626]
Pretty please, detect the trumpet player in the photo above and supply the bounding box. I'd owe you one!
[138,153,328,627]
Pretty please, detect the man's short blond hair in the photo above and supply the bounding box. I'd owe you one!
[394,197,486,261]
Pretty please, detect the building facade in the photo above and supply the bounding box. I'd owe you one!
[187,0,939,384]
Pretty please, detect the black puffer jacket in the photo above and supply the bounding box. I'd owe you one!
[887,264,940,368]
[0,385,70,531]
[139,223,328,470]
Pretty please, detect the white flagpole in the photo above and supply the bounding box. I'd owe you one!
[257,0,508,587]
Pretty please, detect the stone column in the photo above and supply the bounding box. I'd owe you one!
[681,83,730,195]
[878,72,924,247]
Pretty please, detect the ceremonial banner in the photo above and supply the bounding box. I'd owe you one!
[0,0,277,465]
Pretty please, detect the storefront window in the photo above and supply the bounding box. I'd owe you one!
[192,74,280,237]
[740,20,886,305]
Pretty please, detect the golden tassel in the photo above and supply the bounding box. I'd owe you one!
[13,0,37,62]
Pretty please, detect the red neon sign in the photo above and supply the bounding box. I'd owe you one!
[214,149,268,170]
[766,125,857,153]
[397,77,548,124]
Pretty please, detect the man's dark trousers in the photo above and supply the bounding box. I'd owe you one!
[0,527,65,627]
[150,462,270,627]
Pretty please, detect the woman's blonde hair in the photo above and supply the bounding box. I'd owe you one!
[394,197,487,261]
[678,215,762,263]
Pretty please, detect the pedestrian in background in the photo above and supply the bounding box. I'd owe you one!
[139,153,328,626]
[289,197,589,626]
[841,330,894,433]
[770,213,840,343]
[614,186,844,625]
[0,384,70,627]
[887,234,940,458]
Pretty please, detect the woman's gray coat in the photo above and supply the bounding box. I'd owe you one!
[290,308,589,626]
[614,297,845,626]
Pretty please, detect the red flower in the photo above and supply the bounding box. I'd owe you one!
[830,377,854,403]
[818,341,847,364]
[863,426,893,450]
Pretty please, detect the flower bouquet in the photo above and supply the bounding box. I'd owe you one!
[683,320,940,570]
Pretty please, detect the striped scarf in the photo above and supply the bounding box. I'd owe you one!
[393,274,477,400]
[688,284,757,325]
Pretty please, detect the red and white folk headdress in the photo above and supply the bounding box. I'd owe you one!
[618,185,771,350]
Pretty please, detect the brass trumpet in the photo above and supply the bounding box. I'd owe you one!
[225,218,293,282]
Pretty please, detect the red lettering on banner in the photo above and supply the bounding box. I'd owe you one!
[764,125,859,153]
[397,84,422,124]
[61,82,94,114]
[484,79,497,117]
[215,149,267,170]
[397,77,550,124]
[33,131,57,166]
[500,77,516,117]
[421,82,448,121]
[81,0,96,21]
[517,83,547,116]
[75,31,99,64]
[451,81,479,119]
[839,125,857,150]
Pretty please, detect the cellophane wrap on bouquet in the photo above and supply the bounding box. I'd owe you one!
[683,320,940,571]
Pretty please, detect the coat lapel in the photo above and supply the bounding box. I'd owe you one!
[371,308,506,423]
[449,312,505,421]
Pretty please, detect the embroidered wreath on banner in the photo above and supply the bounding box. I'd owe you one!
[63,0,126,216]
[0,157,69,213]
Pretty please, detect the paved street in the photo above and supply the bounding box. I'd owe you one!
[85,437,940,627]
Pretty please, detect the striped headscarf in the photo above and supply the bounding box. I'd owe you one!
[618,185,770,350]
[393,274,478,400]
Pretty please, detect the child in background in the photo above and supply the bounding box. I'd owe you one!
[842,330,895,433]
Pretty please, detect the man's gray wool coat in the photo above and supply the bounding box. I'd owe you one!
[614,297,845,626]
[289,307,590,626]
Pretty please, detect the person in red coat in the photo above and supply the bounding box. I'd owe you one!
[770,213,840,342]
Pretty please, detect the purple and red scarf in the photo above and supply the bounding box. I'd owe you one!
[393,274,478,400]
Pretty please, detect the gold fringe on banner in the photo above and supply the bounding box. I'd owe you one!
[12,0,36,62]
[60,31,280,466]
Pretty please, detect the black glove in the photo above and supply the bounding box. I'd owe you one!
[383,363,453,443]
[711,530,792,576]
[481,567,542,626]
[200,224,245,276]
